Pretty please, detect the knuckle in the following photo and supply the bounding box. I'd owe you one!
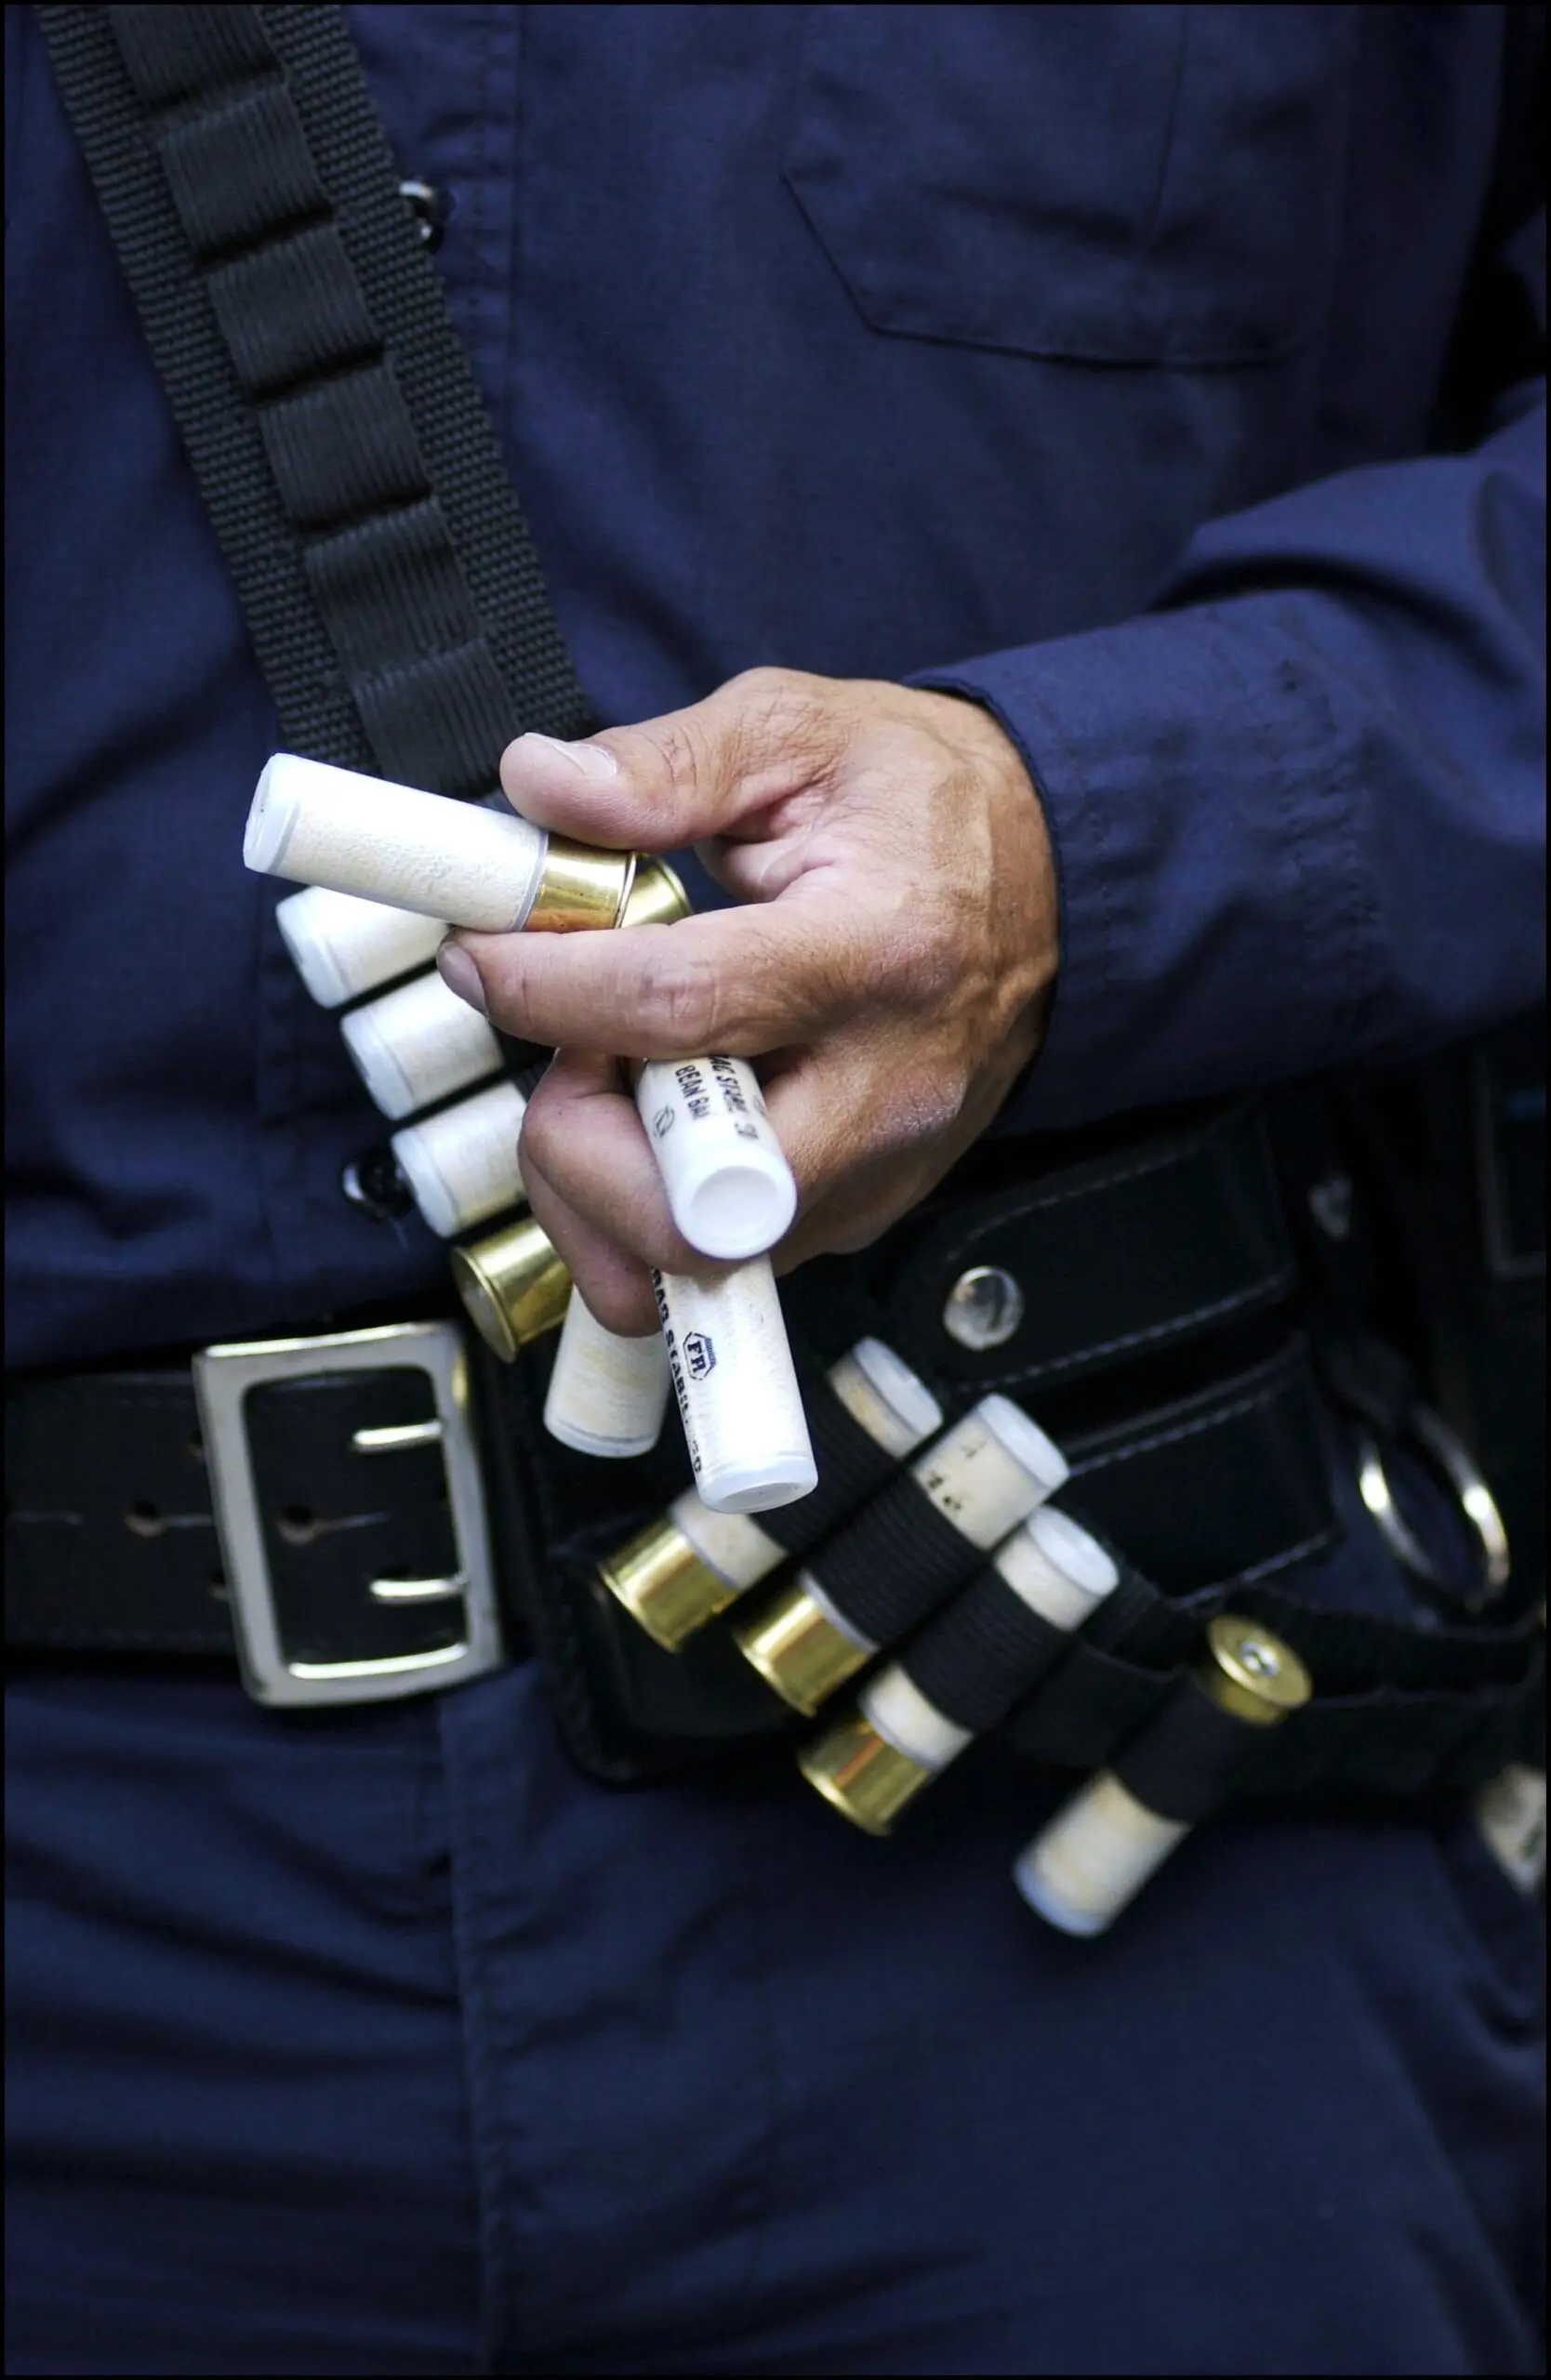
[739,914,813,1034]
[481,978,538,1043]
[636,716,717,819]
[888,906,963,1008]
[725,667,841,773]
[481,936,573,1038]
[804,912,897,1027]
[632,948,724,1050]
[515,1090,563,1179]
[726,664,802,721]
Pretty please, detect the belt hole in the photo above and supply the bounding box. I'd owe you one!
[188,1430,206,1464]
[208,1573,229,1603]
[125,1501,166,1538]
[275,1503,319,1546]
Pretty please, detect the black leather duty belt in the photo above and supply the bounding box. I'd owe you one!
[6,1104,1326,1712]
[4,1319,1331,1706]
[5,1322,512,1704]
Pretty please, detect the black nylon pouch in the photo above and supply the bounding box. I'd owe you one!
[471,1105,1339,1783]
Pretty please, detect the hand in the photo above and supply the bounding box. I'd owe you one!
[439,668,1059,1333]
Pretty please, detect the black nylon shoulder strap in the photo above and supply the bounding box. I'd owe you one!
[37,2,592,797]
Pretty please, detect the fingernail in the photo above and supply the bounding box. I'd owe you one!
[519,732,618,780]
[436,940,487,1014]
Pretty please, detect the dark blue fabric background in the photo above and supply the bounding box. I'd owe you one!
[7,1636,1545,2374]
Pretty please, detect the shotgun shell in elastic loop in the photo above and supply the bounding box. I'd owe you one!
[598,1516,735,1649]
[734,1573,878,1715]
[342,968,505,1119]
[391,1079,527,1237]
[797,1706,935,1837]
[799,1506,1119,1831]
[600,1338,944,1652]
[735,1395,1067,1715]
[1013,1616,1312,1937]
[451,1216,572,1361]
[276,884,448,1008]
[1194,1614,1313,1726]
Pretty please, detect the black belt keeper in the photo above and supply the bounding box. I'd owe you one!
[898,1567,1071,1736]
[756,1354,905,1555]
[1110,1669,1292,1824]
[802,1471,990,1646]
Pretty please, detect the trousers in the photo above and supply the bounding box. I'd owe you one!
[6,1494,1544,2377]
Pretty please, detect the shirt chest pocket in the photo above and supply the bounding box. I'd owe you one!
[782,3,1357,367]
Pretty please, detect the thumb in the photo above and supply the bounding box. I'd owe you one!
[497,668,842,853]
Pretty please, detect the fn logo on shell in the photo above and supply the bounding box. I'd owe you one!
[683,1332,716,1381]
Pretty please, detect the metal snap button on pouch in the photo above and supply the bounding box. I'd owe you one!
[942,1264,1025,1351]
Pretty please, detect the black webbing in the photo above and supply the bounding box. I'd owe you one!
[37,4,591,800]
[1237,1581,1531,1699]
[1000,1583,1542,1806]
[899,1567,1069,1735]
[805,1473,988,1646]
[758,1355,904,1555]
[1004,1638,1180,1772]
[1232,1586,1544,1801]
[1231,1674,1538,1803]
[1109,1674,1272,1826]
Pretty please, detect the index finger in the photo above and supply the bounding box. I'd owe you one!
[445,896,880,1059]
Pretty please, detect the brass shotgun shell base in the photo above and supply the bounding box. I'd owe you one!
[598,1514,739,1652]
[797,1708,935,1835]
[451,1215,571,1362]
[1197,1615,1313,1726]
[733,1579,871,1716]
[619,854,693,930]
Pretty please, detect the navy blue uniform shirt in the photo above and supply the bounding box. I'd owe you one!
[6,3,1545,1369]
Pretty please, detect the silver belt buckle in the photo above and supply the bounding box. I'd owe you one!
[192,1321,505,1708]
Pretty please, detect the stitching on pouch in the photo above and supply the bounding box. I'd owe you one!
[931,1115,1246,1277]
[1067,1369,1297,1476]
[1223,1524,1337,1588]
[986,1263,1294,1388]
